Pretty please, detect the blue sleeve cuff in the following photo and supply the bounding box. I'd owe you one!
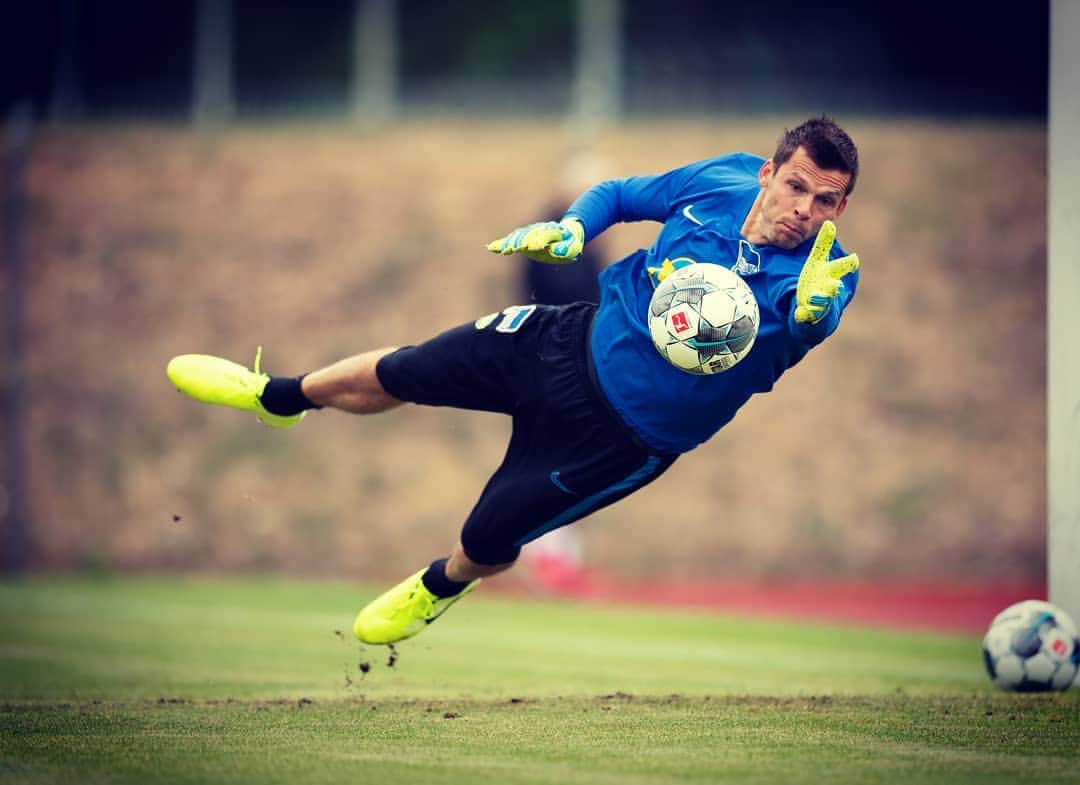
[789,297,842,346]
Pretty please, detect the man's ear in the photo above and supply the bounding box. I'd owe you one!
[757,159,774,188]
[835,195,849,217]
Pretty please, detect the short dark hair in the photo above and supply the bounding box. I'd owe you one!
[773,116,859,196]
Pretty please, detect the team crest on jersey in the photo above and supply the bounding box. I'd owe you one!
[732,240,761,275]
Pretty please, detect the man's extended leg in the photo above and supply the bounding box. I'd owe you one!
[299,348,402,414]
[167,339,517,644]
[166,346,402,424]
[352,543,513,645]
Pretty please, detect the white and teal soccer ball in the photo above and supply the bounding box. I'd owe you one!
[648,263,759,375]
[981,600,1080,692]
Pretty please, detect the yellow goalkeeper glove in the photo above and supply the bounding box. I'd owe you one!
[794,220,860,324]
[487,218,585,265]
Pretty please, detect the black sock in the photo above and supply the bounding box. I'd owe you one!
[421,558,471,598]
[260,375,321,416]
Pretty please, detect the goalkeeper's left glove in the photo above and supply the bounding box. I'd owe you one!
[486,218,585,265]
[794,220,860,324]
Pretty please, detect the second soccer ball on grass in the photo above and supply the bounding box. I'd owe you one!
[982,599,1080,692]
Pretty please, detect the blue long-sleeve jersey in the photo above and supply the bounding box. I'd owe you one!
[564,152,858,455]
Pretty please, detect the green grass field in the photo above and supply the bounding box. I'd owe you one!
[1,576,1077,784]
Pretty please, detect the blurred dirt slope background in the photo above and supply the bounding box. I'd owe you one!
[6,118,1045,584]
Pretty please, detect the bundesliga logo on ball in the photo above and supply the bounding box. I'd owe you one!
[648,262,760,375]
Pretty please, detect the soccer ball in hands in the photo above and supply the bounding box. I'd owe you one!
[648,263,759,375]
[981,599,1080,692]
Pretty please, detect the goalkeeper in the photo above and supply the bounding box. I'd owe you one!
[167,116,861,645]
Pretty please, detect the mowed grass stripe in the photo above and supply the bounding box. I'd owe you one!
[2,576,984,700]
[2,695,1077,785]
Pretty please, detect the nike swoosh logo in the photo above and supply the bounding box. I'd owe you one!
[550,471,575,495]
[425,584,476,625]
[682,204,704,225]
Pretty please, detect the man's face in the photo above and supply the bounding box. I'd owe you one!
[756,147,850,249]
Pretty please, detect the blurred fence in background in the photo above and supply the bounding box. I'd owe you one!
[4,1,1048,123]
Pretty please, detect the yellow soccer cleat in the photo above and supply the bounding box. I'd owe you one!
[165,346,305,430]
[353,568,480,645]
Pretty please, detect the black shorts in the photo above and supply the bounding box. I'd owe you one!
[376,302,678,565]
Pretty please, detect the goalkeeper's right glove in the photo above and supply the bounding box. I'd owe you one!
[486,218,585,265]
